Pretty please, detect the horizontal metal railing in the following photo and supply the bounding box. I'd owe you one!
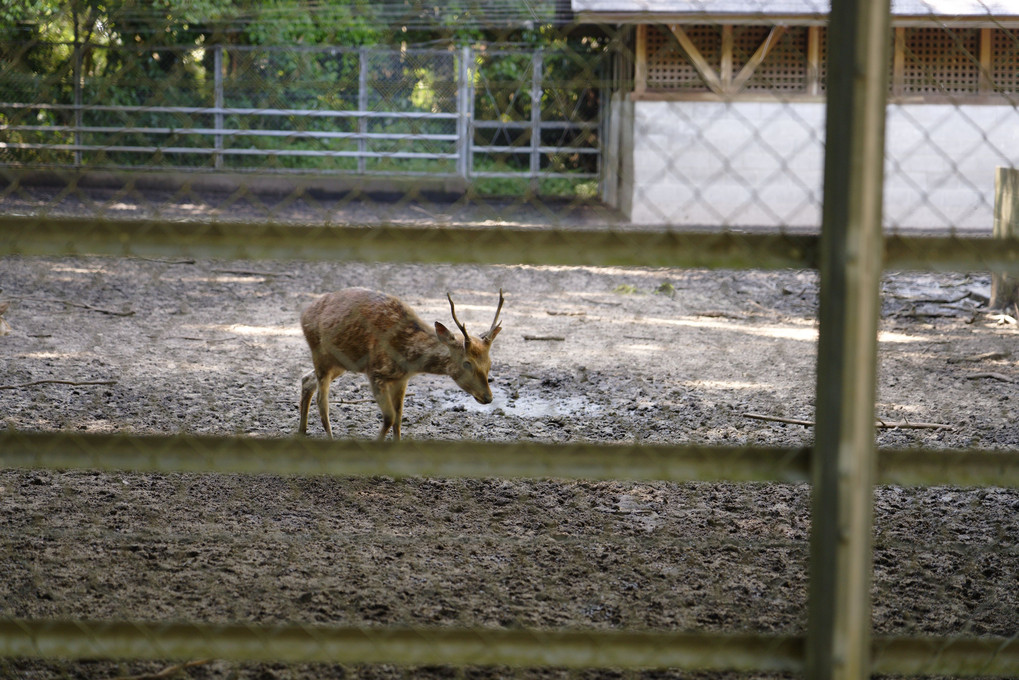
[0,44,602,182]
[3,215,1019,272]
[3,431,1018,488]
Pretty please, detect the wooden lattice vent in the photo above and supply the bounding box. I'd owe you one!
[646,24,720,90]
[639,23,1019,100]
[992,29,1019,94]
[733,26,808,92]
[901,27,981,95]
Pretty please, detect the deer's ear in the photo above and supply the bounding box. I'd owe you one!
[482,324,501,344]
[435,322,459,348]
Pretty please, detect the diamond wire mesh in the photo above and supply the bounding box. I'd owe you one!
[1,2,1019,678]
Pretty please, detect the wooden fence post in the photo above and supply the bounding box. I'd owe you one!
[808,0,891,679]
[991,167,1019,310]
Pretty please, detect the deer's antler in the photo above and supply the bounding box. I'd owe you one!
[447,292,469,342]
[485,288,505,339]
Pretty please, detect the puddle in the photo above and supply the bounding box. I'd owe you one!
[445,390,602,419]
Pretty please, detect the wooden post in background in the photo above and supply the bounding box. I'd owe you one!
[991,167,1019,310]
[634,24,647,98]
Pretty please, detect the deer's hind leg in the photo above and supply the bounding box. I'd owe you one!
[370,375,407,441]
[390,378,409,441]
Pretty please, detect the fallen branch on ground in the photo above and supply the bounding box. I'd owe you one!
[742,412,954,431]
[696,310,745,319]
[18,296,134,316]
[0,379,118,391]
[523,335,566,341]
[211,268,293,277]
[112,659,212,680]
[579,297,621,307]
[966,372,1016,383]
[947,351,1010,364]
[135,257,196,265]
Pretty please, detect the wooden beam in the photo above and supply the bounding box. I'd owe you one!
[667,24,725,95]
[731,25,788,92]
[634,24,647,97]
[807,26,822,96]
[721,25,734,89]
[808,2,891,680]
[892,27,905,97]
[979,27,994,94]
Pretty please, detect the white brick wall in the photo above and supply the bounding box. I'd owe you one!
[621,100,1019,231]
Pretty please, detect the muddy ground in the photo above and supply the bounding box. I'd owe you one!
[1,187,1018,679]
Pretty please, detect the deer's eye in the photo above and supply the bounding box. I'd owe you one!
[462,360,472,371]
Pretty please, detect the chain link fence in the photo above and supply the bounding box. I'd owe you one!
[2,1,1019,678]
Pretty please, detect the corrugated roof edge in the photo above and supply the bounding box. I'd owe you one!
[571,0,1019,26]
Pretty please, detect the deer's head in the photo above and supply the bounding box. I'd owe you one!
[435,289,504,404]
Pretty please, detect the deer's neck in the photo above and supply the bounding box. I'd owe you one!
[402,328,454,377]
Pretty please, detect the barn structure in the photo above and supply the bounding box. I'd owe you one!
[575,0,1019,231]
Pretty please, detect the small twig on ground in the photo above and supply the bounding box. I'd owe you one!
[888,293,969,304]
[135,257,196,265]
[947,351,1010,364]
[579,297,622,307]
[546,310,586,316]
[743,413,814,427]
[17,296,134,316]
[624,335,658,341]
[523,335,566,341]
[211,268,293,278]
[872,417,955,430]
[894,307,968,319]
[0,379,118,391]
[696,310,744,319]
[743,412,954,431]
[111,659,212,680]
[966,372,1016,384]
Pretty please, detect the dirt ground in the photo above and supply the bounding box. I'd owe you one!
[1,186,1018,678]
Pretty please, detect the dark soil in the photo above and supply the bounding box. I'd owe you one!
[1,187,1017,678]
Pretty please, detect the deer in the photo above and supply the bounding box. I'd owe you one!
[298,287,504,441]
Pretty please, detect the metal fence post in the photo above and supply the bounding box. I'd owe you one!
[807,1,891,680]
[213,44,223,170]
[530,51,543,193]
[73,42,82,167]
[358,47,368,175]
[457,46,471,180]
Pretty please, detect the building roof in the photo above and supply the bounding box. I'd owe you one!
[571,0,1019,26]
